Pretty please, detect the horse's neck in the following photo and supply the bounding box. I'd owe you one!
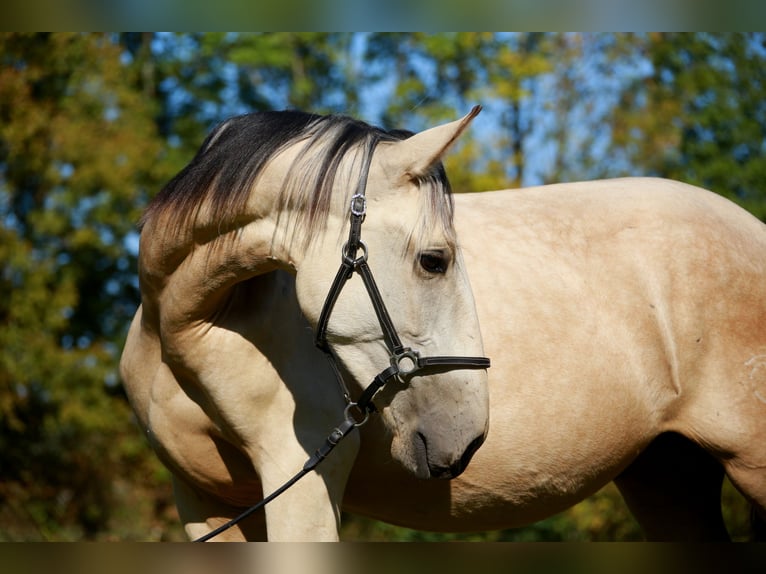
[137,139,350,357]
[140,210,298,334]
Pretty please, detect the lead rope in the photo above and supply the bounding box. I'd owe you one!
[194,408,364,542]
[194,140,381,542]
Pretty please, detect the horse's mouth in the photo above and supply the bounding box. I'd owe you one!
[413,432,485,480]
[411,432,431,479]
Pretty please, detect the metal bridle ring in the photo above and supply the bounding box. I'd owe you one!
[344,402,370,427]
[342,240,368,266]
[393,348,421,377]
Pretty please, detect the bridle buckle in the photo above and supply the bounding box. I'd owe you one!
[350,193,367,217]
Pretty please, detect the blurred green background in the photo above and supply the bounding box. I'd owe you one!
[1,32,763,540]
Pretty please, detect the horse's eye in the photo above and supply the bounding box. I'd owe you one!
[419,251,448,274]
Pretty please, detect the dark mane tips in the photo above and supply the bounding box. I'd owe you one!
[139,110,322,236]
[139,110,454,250]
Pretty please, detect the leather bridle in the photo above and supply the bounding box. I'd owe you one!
[314,137,490,418]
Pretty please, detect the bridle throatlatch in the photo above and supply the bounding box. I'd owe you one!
[194,138,489,541]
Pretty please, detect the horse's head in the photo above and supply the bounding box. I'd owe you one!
[295,109,489,479]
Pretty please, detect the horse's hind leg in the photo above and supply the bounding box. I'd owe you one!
[614,432,730,541]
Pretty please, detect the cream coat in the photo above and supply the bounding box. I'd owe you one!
[122,113,766,541]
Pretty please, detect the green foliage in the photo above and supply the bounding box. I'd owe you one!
[0,32,176,540]
[0,32,762,541]
[609,33,766,218]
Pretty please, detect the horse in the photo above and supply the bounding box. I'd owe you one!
[225,176,766,542]
[344,178,766,541]
[123,108,766,542]
[219,177,766,542]
[119,108,491,541]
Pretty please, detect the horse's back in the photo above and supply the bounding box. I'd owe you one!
[458,176,766,424]
[448,177,766,528]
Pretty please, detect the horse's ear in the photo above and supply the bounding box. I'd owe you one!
[381,105,482,180]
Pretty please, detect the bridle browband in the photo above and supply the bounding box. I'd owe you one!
[314,135,490,418]
[194,134,489,542]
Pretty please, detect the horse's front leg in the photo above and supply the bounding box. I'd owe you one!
[255,419,361,541]
[172,475,267,541]
[173,427,359,542]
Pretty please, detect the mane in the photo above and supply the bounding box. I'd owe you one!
[140,110,454,250]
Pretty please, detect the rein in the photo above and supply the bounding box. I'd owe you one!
[195,137,489,541]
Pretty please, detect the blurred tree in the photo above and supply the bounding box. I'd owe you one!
[610,32,766,219]
[0,32,179,540]
[1,31,759,541]
[119,32,359,158]
[364,32,556,193]
[541,33,641,183]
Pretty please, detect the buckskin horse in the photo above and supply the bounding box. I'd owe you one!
[121,108,766,541]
